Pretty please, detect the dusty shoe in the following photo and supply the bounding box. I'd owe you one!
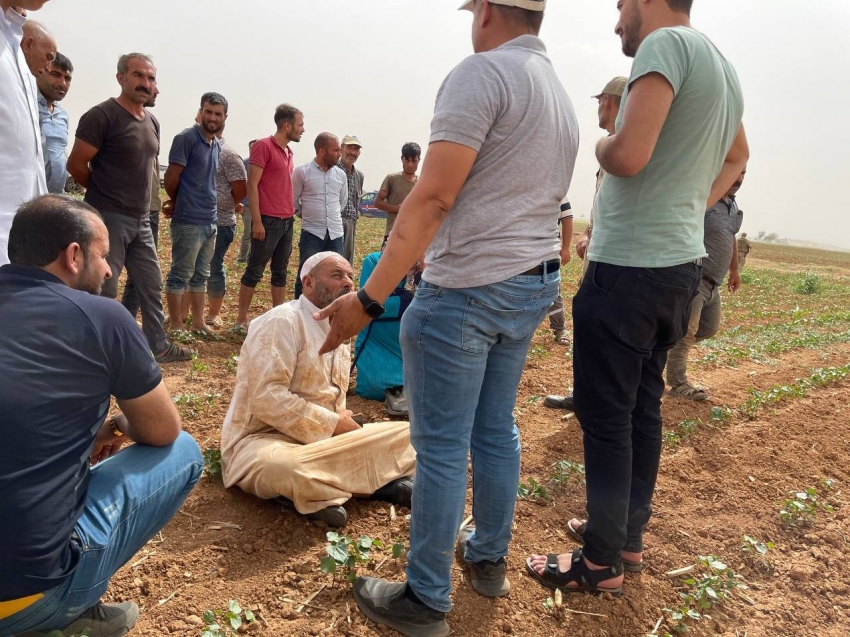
[668,383,709,401]
[353,577,449,637]
[23,602,140,637]
[274,496,348,528]
[543,394,574,411]
[455,525,510,597]
[371,477,413,509]
[385,386,409,416]
[154,342,195,364]
[553,330,571,346]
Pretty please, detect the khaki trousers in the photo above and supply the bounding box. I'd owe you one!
[229,421,416,513]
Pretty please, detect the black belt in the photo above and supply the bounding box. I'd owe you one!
[702,275,718,287]
[521,259,560,276]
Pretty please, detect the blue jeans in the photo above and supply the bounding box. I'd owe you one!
[294,229,344,298]
[0,432,202,635]
[207,224,236,298]
[165,223,217,295]
[401,273,559,612]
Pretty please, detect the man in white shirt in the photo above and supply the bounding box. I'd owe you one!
[0,0,51,265]
[220,252,416,529]
[291,133,347,298]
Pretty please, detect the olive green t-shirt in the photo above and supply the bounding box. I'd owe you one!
[590,27,744,267]
[379,172,417,236]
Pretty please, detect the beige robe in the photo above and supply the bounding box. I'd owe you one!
[221,296,415,513]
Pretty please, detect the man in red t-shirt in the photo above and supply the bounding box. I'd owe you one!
[233,103,304,332]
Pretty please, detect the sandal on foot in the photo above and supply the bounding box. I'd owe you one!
[525,549,623,597]
[566,519,644,573]
[668,383,709,401]
[205,315,224,328]
[553,330,571,346]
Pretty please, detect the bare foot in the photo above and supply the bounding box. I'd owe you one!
[567,518,643,565]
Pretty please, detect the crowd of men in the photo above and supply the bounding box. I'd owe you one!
[0,0,751,636]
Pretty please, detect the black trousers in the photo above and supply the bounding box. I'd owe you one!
[572,260,700,566]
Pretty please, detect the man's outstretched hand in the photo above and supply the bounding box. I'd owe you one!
[315,291,372,355]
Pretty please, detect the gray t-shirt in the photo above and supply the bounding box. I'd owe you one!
[702,196,742,283]
[423,35,579,288]
[215,140,247,226]
[590,27,744,267]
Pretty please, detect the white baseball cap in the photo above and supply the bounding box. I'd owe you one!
[459,0,546,11]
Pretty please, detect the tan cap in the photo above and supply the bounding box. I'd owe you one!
[341,135,362,148]
[592,76,628,99]
[459,0,546,12]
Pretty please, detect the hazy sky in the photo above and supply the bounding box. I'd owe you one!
[33,0,850,248]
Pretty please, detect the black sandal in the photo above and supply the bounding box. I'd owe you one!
[567,518,644,573]
[525,549,624,597]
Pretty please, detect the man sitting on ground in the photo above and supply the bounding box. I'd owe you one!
[221,252,416,528]
[0,194,202,637]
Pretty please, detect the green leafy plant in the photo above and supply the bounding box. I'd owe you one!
[517,477,550,503]
[741,365,850,417]
[780,487,834,528]
[550,460,586,487]
[203,448,222,480]
[792,271,822,295]
[320,533,383,585]
[391,541,405,559]
[741,535,775,574]
[663,556,746,634]
[663,418,702,448]
[709,405,733,425]
[224,354,239,372]
[189,353,209,379]
[170,328,197,344]
[201,600,255,636]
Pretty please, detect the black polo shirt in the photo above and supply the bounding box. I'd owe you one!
[0,265,162,600]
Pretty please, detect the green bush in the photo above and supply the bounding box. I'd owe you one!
[792,272,822,295]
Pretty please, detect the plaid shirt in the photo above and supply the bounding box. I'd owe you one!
[338,159,360,220]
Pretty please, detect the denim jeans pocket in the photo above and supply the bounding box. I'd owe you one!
[461,297,524,354]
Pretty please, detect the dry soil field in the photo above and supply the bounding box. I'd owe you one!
[104,218,850,637]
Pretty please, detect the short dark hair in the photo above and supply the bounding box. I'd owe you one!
[492,4,544,34]
[314,132,337,153]
[274,103,302,128]
[8,195,101,267]
[52,52,73,74]
[666,0,693,15]
[201,91,228,114]
[401,142,421,159]
[117,53,154,75]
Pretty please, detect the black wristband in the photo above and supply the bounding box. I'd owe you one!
[356,288,386,319]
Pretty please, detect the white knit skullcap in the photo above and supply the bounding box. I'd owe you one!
[299,251,342,281]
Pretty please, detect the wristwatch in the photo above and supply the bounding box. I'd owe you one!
[356,288,386,319]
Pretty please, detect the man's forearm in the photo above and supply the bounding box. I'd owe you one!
[67,159,90,188]
[247,184,261,219]
[729,236,739,272]
[363,192,447,303]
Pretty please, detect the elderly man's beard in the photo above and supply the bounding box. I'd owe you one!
[311,280,347,309]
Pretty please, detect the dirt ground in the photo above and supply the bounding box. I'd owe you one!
[103,218,850,636]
